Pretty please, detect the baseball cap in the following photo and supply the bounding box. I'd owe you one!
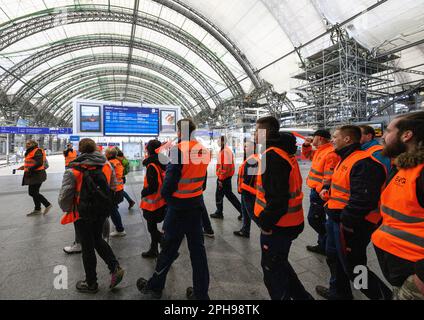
[313,129,331,140]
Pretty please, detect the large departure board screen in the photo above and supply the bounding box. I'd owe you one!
[103,105,159,136]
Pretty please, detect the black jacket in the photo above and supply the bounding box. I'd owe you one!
[252,132,304,237]
[22,146,47,186]
[241,153,258,199]
[325,143,386,227]
[141,154,168,198]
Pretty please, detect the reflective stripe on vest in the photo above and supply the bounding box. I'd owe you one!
[254,147,304,227]
[237,154,258,195]
[140,163,166,211]
[109,158,124,191]
[172,140,210,199]
[24,148,45,172]
[372,163,424,262]
[306,143,336,192]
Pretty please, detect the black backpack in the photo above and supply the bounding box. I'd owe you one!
[76,166,114,221]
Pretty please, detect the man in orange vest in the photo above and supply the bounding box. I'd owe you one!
[234,140,259,238]
[140,139,168,258]
[64,143,78,169]
[301,136,314,160]
[305,129,340,255]
[210,136,242,220]
[253,116,313,300]
[371,112,424,300]
[316,125,391,300]
[58,138,124,293]
[359,125,391,174]
[105,147,126,237]
[137,119,211,300]
[17,139,52,216]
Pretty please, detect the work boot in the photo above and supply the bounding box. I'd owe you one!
[306,245,326,256]
[128,200,136,210]
[233,230,250,238]
[63,242,82,254]
[136,277,162,299]
[315,285,353,300]
[110,266,125,289]
[210,212,224,219]
[76,280,99,294]
[27,210,42,216]
[141,243,159,258]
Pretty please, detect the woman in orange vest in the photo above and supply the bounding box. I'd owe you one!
[252,116,313,300]
[64,143,78,169]
[105,148,126,237]
[372,112,424,300]
[234,140,259,238]
[140,139,168,258]
[17,139,52,216]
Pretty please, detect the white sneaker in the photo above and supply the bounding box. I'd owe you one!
[110,231,127,237]
[63,243,82,254]
[43,204,53,215]
[27,210,42,216]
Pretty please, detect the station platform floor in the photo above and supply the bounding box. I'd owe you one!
[0,155,388,300]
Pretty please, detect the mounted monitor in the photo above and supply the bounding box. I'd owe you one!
[80,105,101,133]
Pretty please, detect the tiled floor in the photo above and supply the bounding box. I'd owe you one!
[0,157,389,300]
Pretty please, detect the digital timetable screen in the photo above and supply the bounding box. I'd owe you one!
[103,105,159,136]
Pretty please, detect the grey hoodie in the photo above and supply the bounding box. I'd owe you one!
[58,151,117,213]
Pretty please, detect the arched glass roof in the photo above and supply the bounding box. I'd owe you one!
[0,0,423,127]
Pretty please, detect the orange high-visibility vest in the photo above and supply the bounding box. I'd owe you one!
[306,143,339,192]
[140,163,167,211]
[254,147,304,227]
[172,140,210,199]
[109,158,124,191]
[65,150,77,167]
[372,163,424,262]
[24,148,46,172]
[326,149,383,224]
[237,154,259,195]
[216,147,235,180]
[60,164,112,225]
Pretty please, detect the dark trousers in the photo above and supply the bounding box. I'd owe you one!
[326,218,392,300]
[28,183,50,210]
[110,205,124,232]
[201,202,213,232]
[143,207,166,250]
[123,190,134,204]
[147,206,210,300]
[307,189,327,250]
[75,218,119,286]
[215,178,242,215]
[75,219,110,244]
[260,232,313,300]
[240,193,255,235]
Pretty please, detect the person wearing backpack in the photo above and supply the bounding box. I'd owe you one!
[17,139,52,216]
[140,139,168,258]
[58,138,125,293]
[116,148,136,209]
[106,148,126,237]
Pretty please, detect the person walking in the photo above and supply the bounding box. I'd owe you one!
[210,136,242,220]
[253,116,314,300]
[58,138,124,293]
[64,143,78,169]
[17,139,52,216]
[116,148,136,209]
[136,118,211,300]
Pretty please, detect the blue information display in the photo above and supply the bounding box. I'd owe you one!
[103,105,159,136]
[0,126,72,134]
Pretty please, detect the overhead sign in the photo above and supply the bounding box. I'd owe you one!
[0,126,72,134]
[69,135,80,142]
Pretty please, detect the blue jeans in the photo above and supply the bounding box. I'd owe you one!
[110,205,124,232]
[240,193,255,234]
[260,232,313,300]
[147,205,210,299]
[307,189,327,250]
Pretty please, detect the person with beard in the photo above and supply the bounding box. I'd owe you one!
[315,125,392,300]
[253,116,314,300]
[372,112,424,300]
[140,139,168,258]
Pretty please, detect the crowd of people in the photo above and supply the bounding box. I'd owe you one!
[18,112,424,300]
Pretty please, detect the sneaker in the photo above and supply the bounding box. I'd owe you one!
[210,213,224,219]
[233,230,250,238]
[43,204,53,215]
[186,287,196,300]
[27,210,42,216]
[76,280,99,293]
[306,245,326,255]
[63,242,82,254]
[136,277,162,299]
[128,201,136,210]
[110,230,127,237]
[110,266,125,289]
[203,230,215,238]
